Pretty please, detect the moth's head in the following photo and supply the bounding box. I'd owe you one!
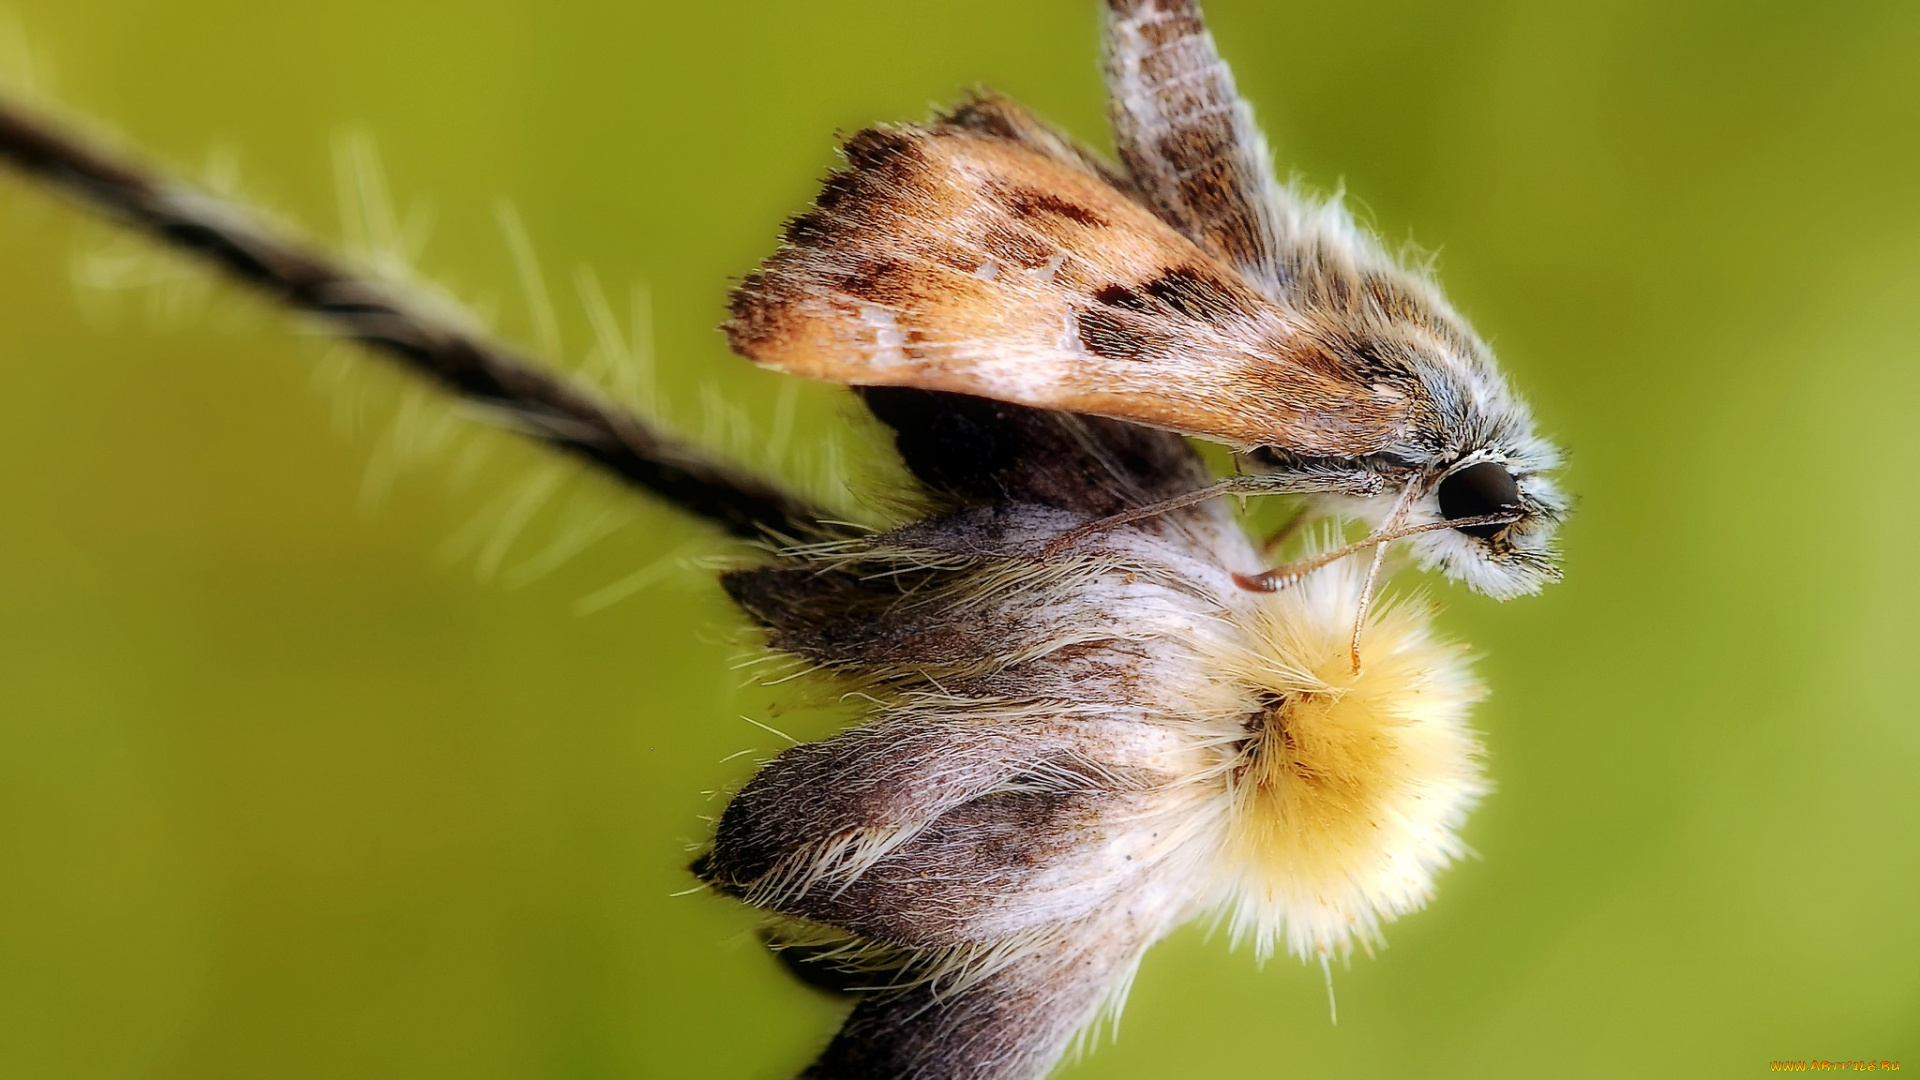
[1369,312,1568,600]
[1405,439,1567,601]
[1241,353,1568,601]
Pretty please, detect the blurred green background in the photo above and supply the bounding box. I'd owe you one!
[1,0,1915,1076]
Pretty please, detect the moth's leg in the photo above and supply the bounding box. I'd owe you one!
[1233,512,1518,593]
[1101,0,1286,282]
[1039,469,1381,558]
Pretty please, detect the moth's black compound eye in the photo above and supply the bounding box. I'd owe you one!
[1437,461,1522,538]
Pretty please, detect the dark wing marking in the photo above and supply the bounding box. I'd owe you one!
[933,90,1142,199]
[726,124,1408,456]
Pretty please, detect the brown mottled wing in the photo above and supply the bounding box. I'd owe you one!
[1102,0,1288,292]
[933,90,1142,200]
[725,122,1404,456]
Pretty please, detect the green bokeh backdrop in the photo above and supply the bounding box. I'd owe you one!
[1,1,1915,1076]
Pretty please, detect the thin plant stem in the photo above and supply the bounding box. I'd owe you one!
[0,95,837,542]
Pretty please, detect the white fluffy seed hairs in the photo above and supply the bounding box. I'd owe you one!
[699,388,1486,1079]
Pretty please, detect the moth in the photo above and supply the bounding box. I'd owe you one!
[727,0,1567,623]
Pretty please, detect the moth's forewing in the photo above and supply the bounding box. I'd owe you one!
[936,91,1143,202]
[726,121,1406,457]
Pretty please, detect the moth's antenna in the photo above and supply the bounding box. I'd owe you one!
[1036,473,1282,558]
[1347,482,1421,673]
[0,94,838,542]
[1349,533,1393,674]
[1233,511,1520,593]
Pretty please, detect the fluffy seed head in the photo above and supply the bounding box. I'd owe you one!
[1202,566,1487,960]
[704,392,1494,1078]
